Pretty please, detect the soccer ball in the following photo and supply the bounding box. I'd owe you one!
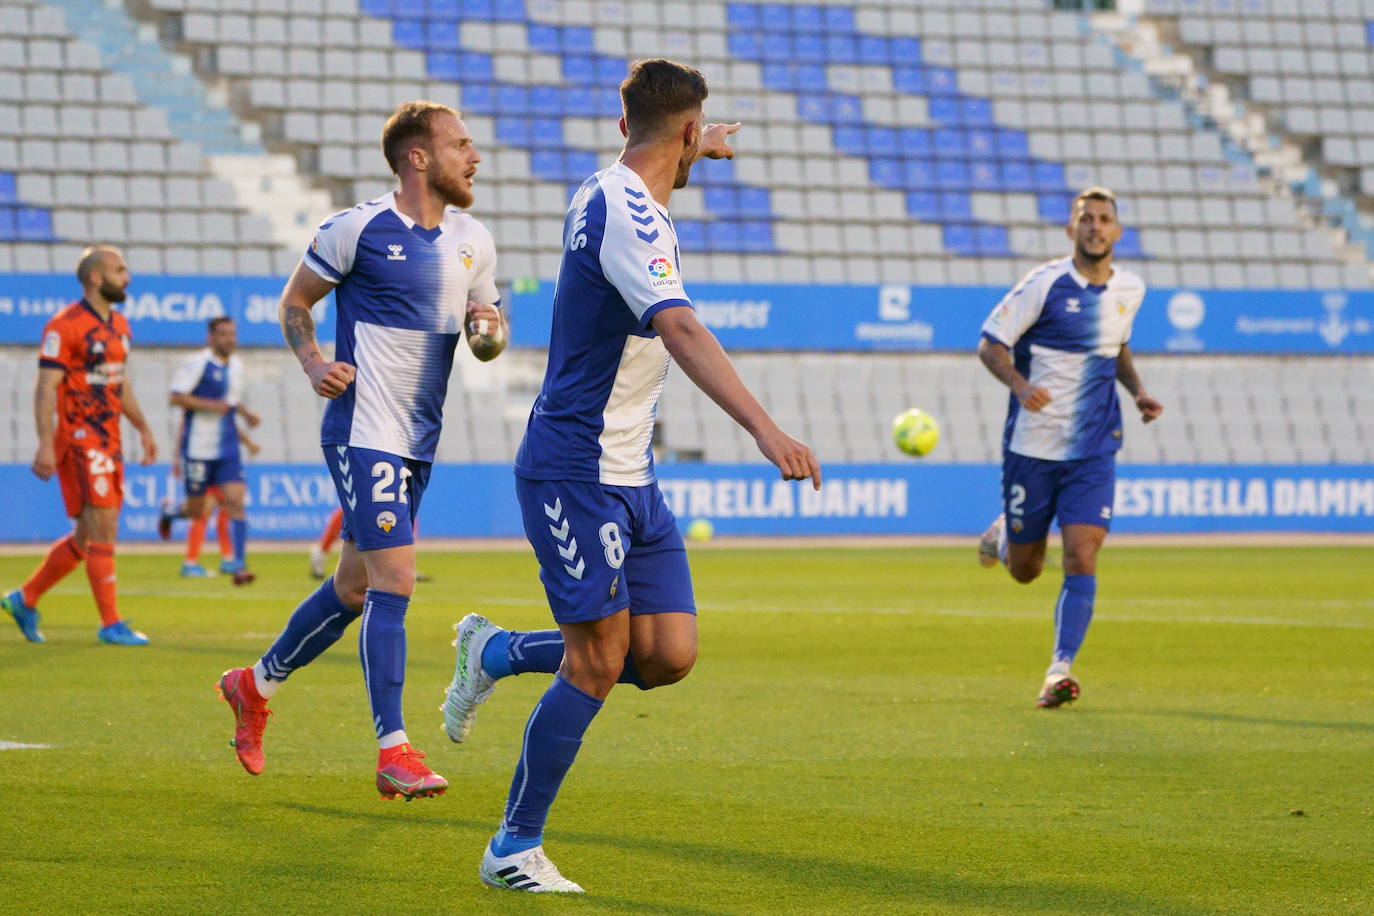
[892,408,940,457]
[686,518,714,542]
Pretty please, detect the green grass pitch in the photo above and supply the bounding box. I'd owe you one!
[1,545,1371,915]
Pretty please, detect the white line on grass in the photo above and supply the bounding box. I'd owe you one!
[0,741,54,750]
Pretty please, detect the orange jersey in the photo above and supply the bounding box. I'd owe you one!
[39,300,133,456]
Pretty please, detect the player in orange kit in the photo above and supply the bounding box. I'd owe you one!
[3,245,159,644]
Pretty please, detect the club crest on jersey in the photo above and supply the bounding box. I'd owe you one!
[91,340,105,354]
[376,510,397,533]
[93,477,109,496]
[387,244,406,261]
[458,243,476,270]
[1010,518,1024,533]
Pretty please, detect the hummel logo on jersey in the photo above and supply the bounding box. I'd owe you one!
[1065,298,1080,312]
[387,244,406,261]
[1100,506,1112,519]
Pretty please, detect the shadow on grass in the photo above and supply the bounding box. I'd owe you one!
[1128,709,1374,734]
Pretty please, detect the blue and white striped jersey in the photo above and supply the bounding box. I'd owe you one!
[981,257,1146,462]
[170,348,244,461]
[514,162,692,486]
[302,191,499,463]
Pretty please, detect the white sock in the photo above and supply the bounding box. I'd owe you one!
[1047,659,1072,678]
[252,661,280,699]
[379,729,409,749]
[998,528,1009,567]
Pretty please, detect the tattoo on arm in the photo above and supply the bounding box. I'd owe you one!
[1116,346,1142,397]
[281,303,320,363]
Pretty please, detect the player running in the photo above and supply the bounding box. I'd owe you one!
[3,245,159,645]
[440,59,820,893]
[158,317,260,584]
[215,101,507,801]
[975,187,1163,708]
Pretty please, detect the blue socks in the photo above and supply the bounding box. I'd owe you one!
[229,518,247,564]
[259,577,359,681]
[1053,574,1096,663]
[359,589,410,739]
[481,628,649,689]
[495,674,603,854]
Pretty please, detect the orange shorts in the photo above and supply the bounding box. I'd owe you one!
[57,444,124,517]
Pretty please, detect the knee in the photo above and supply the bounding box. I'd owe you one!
[331,575,368,611]
[1008,561,1042,584]
[636,648,697,688]
[570,650,628,697]
[1063,551,1097,576]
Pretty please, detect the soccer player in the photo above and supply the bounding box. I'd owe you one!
[215,100,507,801]
[309,506,344,579]
[2,245,159,645]
[975,187,1163,708]
[440,59,821,893]
[158,317,260,584]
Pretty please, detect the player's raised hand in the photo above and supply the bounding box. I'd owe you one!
[31,443,56,481]
[698,122,741,161]
[754,426,822,490]
[1136,393,1164,423]
[139,429,159,465]
[1015,384,1052,412]
[305,357,356,398]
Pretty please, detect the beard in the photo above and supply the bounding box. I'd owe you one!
[673,149,695,189]
[1076,239,1112,264]
[430,165,474,210]
[100,279,127,303]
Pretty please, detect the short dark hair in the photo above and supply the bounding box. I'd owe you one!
[75,245,120,285]
[381,100,459,176]
[620,58,708,141]
[208,316,233,334]
[1072,186,1118,214]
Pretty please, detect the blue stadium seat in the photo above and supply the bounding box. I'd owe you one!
[762,64,799,92]
[388,0,421,15]
[996,129,1030,159]
[694,157,735,186]
[727,3,760,29]
[675,219,708,252]
[426,0,460,21]
[962,98,993,126]
[740,220,774,252]
[892,67,924,94]
[392,20,425,49]
[797,96,829,122]
[830,94,864,125]
[562,55,595,85]
[822,5,855,32]
[496,85,531,116]
[459,53,494,82]
[704,187,740,218]
[360,0,389,15]
[870,158,902,189]
[795,34,826,63]
[935,160,970,190]
[790,5,823,31]
[1116,227,1145,258]
[424,21,457,48]
[905,192,939,221]
[1000,161,1034,192]
[866,126,898,156]
[903,159,934,189]
[566,150,598,179]
[969,163,999,191]
[461,0,494,19]
[928,98,962,125]
[900,128,932,156]
[728,32,764,60]
[943,224,976,255]
[457,82,496,114]
[1034,162,1067,191]
[924,67,958,96]
[527,24,561,54]
[825,34,859,65]
[528,117,564,149]
[737,187,771,217]
[1037,193,1073,223]
[761,34,794,63]
[594,56,624,84]
[934,127,966,157]
[0,207,15,241]
[891,37,921,66]
[530,151,564,183]
[708,220,742,250]
[0,172,15,204]
[596,88,621,118]
[492,0,524,22]
[939,192,972,220]
[531,86,562,116]
[976,225,1011,256]
[17,207,54,241]
[564,89,597,118]
[496,117,532,148]
[967,129,995,159]
[833,126,866,157]
[858,36,889,64]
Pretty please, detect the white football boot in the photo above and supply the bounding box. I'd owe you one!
[1037,661,1080,709]
[441,613,501,743]
[480,843,584,893]
[977,513,1006,568]
[309,547,326,579]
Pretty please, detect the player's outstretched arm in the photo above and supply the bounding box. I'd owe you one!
[30,367,62,480]
[977,336,1051,411]
[697,122,741,161]
[279,262,355,398]
[121,367,159,465]
[1116,343,1163,423]
[652,306,821,489]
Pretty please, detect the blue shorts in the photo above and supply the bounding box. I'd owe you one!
[516,477,696,624]
[1002,451,1116,543]
[324,445,431,551]
[183,452,243,496]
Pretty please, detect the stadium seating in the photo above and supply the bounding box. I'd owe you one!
[2,345,1371,466]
